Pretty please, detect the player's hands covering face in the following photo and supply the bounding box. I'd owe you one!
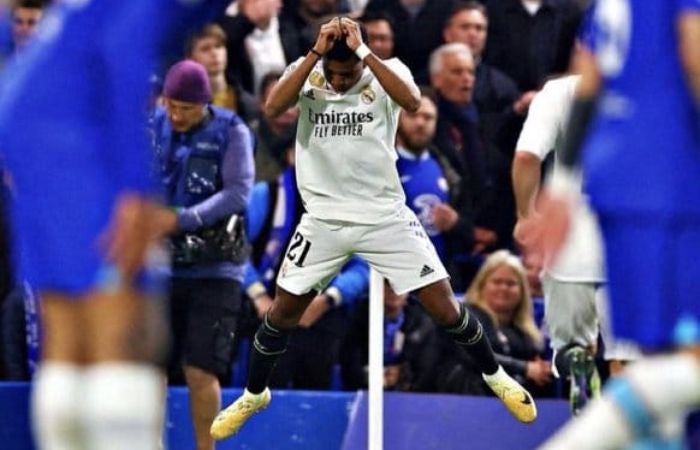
[313,18,342,55]
[340,17,363,51]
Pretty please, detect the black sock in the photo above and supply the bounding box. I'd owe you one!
[443,303,499,375]
[246,314,291,394]
[554,344,588,379]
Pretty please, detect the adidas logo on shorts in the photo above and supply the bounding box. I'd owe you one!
[420,265,435,277]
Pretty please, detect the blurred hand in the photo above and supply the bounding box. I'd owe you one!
[340,17,363,51]
[514,214,544,276]
[513,90,538,115]
[513,214,535,248]
[517,190,574,270]
[101,194,159,282]
[431,203,459,231]
[240,0,282,29]
[526,358,552,386]
[313,17,342,55]
[150,206,178,236]
[298,294,331,328]
[473,226,497,254]
[253,293,275,319]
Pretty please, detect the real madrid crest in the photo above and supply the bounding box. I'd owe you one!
[360,85,376,104]
[309,71,325,88]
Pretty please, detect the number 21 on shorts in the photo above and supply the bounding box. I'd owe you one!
[286,231,312,267]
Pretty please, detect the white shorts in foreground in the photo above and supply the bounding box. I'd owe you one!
[277,205,448,295]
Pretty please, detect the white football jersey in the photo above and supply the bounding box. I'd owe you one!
[516,75,605,282]
[285,57,416,224]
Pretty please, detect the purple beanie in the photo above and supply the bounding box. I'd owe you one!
[163,60,212,104]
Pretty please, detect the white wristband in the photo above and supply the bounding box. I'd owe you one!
[355,44,371,61]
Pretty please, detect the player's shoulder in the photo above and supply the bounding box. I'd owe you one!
[382,57,411,74]
[536,74,580,105]
[541,74,580,95]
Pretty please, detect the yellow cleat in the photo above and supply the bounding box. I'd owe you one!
[483,367,537,423]
[210,388,272,440]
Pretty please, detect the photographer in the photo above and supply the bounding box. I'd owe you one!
[152,60,254,450]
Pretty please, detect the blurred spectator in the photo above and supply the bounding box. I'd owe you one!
[152,60,254,450]
[0,0,46,382]
[435,250,553,396]
[429,42,512,266]
[247,71,298,182]
[395,88,475,292]
[241,147,369,389]
[280,0,344,49]
[359,11,394,60]
[484,0,582,91]
[220,0,302,95]
[341,281,439,392]
[364,0,458,84]
[443,1,535,158]
[186,23,257,121]
[11,0,44,52]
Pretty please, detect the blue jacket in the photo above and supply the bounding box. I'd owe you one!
[152,105,254,280]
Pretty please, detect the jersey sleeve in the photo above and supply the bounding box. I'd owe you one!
[381,57,419,113]
[515,79,569,160]
[280,56,307,101]
[281,57,305,80]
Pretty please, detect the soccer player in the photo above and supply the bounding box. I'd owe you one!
[518,0,700,448]
[210,16,537,441]
[512,73,640,415]
[0,1,227,449]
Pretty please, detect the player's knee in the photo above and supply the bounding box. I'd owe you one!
[269,289,315,328]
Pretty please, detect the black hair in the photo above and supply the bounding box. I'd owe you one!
[259,70,284,96]
[184,23,228,58]
[326,20,369,63]
[13,0,45,10]
[359,11,395,31]
[449,1,488,22]
[418,85,438,105]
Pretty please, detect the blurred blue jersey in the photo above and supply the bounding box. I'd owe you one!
[582,0,700,215]
[0,0,227,294]
[581,0,700,348]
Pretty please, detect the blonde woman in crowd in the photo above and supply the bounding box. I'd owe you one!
[437,250,553,396]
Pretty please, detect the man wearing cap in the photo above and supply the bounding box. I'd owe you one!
[152,59,254,450]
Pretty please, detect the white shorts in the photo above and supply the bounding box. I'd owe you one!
[542,274,640,361]
[276,206,448,296]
